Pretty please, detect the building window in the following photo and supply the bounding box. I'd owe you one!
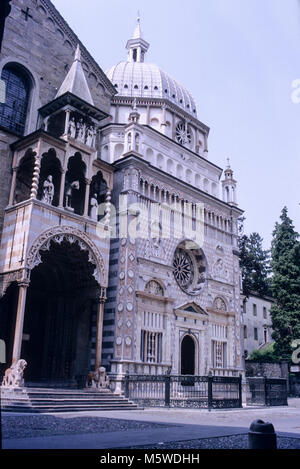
[140,330,162,363]
[253,304,257,316]
[244,325,247,339]
[264,328,267,343]
[212,340,227,368]
[263,307,267,319]
[254,327,258,341]
[0,64,31,135]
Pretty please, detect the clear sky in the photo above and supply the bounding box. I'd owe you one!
[52,0,300,249]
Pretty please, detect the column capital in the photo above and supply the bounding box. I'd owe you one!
[99,286,107,303]
[17,281,30,288]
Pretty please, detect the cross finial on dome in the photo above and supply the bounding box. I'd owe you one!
[226,157,231,168]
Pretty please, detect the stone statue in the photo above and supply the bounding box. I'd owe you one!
[86,366,110,390]
[90,193,98,221]
[65,180,79,211]
[68,117,76,138]
[77,118,85,142]
[86,125,95,147]
[41,175,54,205]
[2,359,27,388]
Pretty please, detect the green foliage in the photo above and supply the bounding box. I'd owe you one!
[249,343,279,362]
[270,207,300,359]
[238,229,271,297]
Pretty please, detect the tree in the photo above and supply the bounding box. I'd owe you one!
[270,207,300,359]
[238,230,271,298]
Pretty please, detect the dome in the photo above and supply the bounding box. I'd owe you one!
[105,17,197,117]
[106,61,197,117]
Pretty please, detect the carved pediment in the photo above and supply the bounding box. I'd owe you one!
[175,302,208,316]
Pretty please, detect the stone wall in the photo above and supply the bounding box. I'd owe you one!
[245,360,289,380]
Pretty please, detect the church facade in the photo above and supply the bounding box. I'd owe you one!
[0,0,244,389]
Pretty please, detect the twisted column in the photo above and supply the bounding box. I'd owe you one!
[30,156,41,199]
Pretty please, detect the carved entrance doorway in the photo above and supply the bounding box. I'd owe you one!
[181,335,195,375]
[21,238,100,386]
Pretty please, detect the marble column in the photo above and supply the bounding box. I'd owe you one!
[58,169,66,208]
[94,289,107,370]
[8,167,17,206]
[12,282,29,364]
[83,178,91,217]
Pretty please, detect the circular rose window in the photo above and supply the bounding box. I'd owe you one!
[173,242,206,295]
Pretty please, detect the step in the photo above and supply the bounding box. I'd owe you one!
[1,386,140,413]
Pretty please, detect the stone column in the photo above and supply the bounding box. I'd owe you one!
[95,288,107,370]
[12,282,29,364]
[8,167,17,206]
[64,109,71,138]
[83,178,91,217]
[30,156,41,200]
[58,169,66,208]
[104,189,112,226]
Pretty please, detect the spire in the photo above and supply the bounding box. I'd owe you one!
[222,158,238,206]
[132,12,143,39]
[126,15,150,63]
[55,44,94,105]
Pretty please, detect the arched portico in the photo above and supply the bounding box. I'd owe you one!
[2,227,107,386]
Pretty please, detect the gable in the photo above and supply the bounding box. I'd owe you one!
[175,302,208,316]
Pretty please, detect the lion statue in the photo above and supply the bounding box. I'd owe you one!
[2,359,27,387]
[86,366,110,390]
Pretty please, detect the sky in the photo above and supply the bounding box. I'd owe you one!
[52,0,300,249]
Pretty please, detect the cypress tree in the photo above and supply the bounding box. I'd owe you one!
[270,207,300,359]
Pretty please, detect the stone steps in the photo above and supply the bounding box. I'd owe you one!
[1,388,140,413]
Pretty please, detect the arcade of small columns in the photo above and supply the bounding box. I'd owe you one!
[8,136,112,220]
[138,176,235,238]
[4,135,113,376]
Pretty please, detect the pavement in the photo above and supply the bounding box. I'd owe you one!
[2,398,300,449]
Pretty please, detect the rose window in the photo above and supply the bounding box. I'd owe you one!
[173,248,194,290]
[175,121,191,145]
[173,242,206,295]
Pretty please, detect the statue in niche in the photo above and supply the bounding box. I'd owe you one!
[77,118,86,142]
[90,193,99,221]
[68,117,76,139]
[86,125,95,147]
[65,180,79,211]
[41,175,54,205]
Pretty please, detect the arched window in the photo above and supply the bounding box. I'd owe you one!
[0,64,31,135]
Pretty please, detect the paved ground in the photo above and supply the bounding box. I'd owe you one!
[2,398,300,449]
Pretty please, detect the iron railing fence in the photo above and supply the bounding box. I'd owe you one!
[124,373,242,409]
[246,377,288,406]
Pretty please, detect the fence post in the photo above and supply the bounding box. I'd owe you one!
[124,370,129,398]
[208,374,213,410]
[165,374,170,407]
[264,377,268,406]
[239,374,243,408]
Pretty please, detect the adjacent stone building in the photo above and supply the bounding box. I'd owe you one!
[241,292,274,359]
[0,0,245,389]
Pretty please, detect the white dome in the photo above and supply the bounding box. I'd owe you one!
[106,61,197,117]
